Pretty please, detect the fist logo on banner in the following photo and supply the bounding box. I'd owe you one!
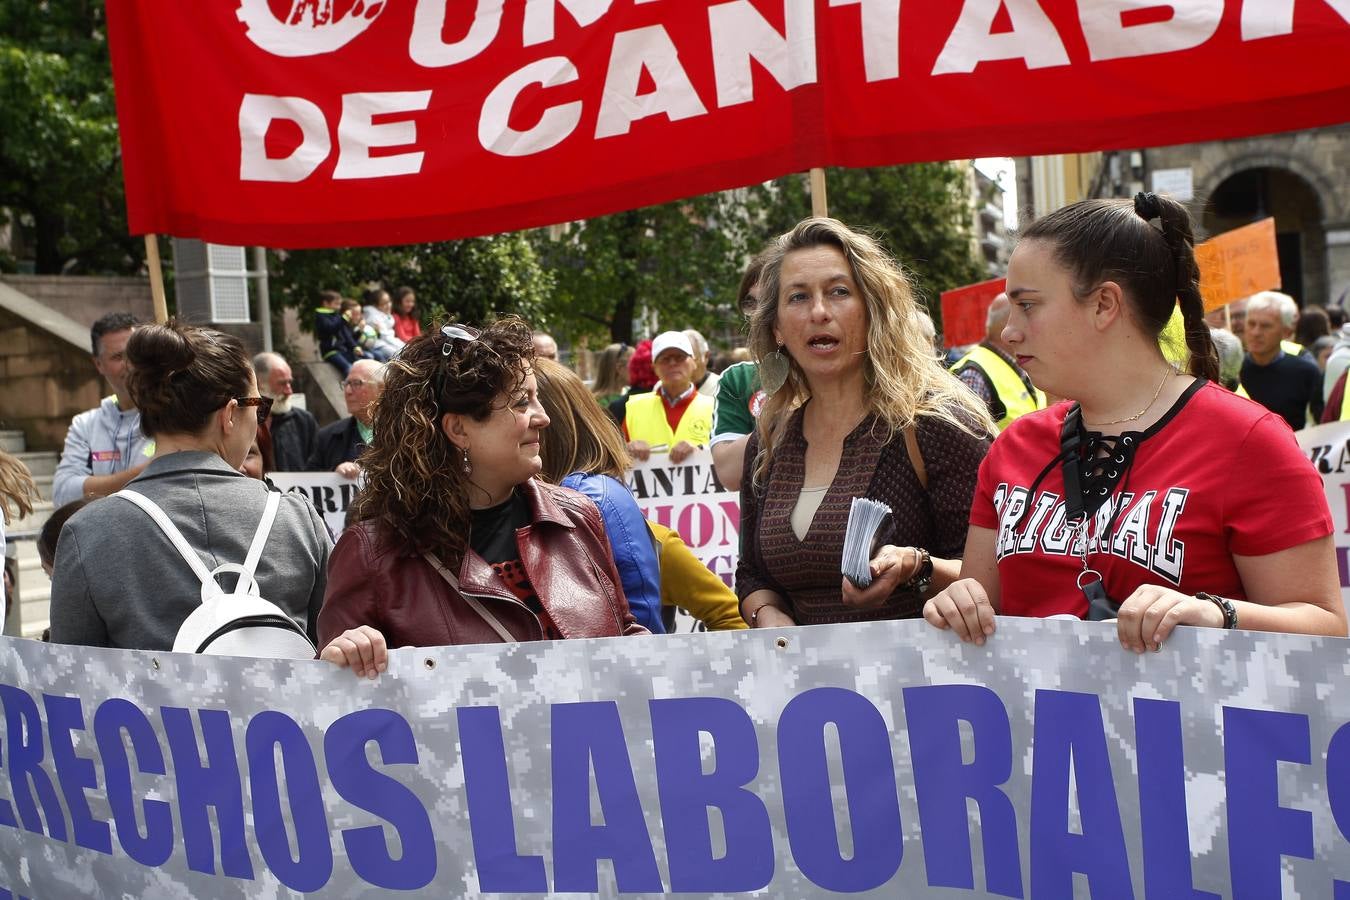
[236,0,385,58]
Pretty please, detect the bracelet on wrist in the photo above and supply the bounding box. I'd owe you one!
[1195,592,1238,630]
[903,548,933,594]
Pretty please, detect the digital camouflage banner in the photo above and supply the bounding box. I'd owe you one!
[2,618,1348,897]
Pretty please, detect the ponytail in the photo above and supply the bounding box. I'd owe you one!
[1024,195,1220,383]
[1134,192,1219,383]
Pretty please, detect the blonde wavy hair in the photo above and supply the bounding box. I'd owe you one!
[749,217,995,485]
[534,357,631,482]
[0,451,37,526]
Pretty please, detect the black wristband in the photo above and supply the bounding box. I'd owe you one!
[1195,592,1238,630]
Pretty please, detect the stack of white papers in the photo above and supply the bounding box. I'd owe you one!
[841,497,892,588]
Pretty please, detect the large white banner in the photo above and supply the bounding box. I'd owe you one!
[5,620,1350,897]
[1297,420,1350,609]
[626,449,739,589]
[268,472,362,538]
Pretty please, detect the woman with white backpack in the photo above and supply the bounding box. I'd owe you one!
[49,321,331,655]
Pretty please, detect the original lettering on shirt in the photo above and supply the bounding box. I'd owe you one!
[992,482,1190,586]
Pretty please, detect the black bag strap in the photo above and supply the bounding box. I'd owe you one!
[1060,404,1085,522]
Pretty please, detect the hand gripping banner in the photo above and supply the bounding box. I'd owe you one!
[104,1,1350,247]
[5,619,1350,897]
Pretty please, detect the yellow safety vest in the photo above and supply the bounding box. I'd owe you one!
[1282,339,1305,358]
[951,344,1046,430]
[625,391,714,447]
[1160,304,1188,368]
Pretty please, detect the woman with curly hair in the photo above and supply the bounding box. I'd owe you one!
[319,317,646,677]
[737,217,996,629]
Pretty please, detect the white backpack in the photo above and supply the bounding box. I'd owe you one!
[115,488,317,658]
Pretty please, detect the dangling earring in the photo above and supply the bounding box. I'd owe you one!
[760,343,790,396]
[462,448,472,476]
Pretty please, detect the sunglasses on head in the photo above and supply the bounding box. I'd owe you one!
[441,324,481,356]
[234,395,274,424]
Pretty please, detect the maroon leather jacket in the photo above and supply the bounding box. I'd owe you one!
[319,478,647,647]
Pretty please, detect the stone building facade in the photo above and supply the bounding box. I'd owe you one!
[1023,126,1350,310]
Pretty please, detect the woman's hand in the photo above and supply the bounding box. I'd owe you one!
[1114,586,1224,653]
[320,625,388,678]
[922,578,997,645]
[841,545,922,609]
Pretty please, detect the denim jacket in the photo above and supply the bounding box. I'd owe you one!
[561,471,664,634]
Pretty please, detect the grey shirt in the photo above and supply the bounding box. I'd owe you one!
[49,451,332,651]
[52,396,155,507]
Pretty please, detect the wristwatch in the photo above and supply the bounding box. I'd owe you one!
[904,548,933,594]
[1195,592,1238,630]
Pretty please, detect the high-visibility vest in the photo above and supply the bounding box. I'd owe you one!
[951,344,1046,430]
[625,391,714,447]
[1282,339,1305,358]
[1160,304,1188,367]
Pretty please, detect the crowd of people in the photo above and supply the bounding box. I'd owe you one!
[2,194,1345,674]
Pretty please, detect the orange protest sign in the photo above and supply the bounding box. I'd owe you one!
[1196,218,1280,311]
[940,277,1006,349]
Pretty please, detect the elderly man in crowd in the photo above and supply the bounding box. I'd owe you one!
[624,331,714,465]
[683,328,720,397]
[1241,291,1322,430]
[307,359,384,478]
[53,313,155,506]
[532,331,558,361]
[253,351,318,471]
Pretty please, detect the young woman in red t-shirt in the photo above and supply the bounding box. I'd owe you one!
[924,194,1346,652]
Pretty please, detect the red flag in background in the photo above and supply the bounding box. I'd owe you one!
[940,277,1006,350]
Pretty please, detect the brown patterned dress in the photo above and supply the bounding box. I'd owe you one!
[736,406,990,624]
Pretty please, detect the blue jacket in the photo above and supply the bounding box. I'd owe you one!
[561,472,664,634]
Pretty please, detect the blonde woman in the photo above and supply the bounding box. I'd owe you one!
[590,342,632,410]
[0,451,39,617]
[737,218,996,628]
[534,356,663,633]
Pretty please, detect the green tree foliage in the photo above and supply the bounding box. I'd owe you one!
[270,234,556,332]
[745,164,986,327]
[528,193,749,346]
[0,0,138,274]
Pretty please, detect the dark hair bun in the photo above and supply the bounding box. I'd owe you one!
[127,322,196,377]
[125,319,250,437]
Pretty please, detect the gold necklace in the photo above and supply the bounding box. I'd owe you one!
[1084,367,1174,428]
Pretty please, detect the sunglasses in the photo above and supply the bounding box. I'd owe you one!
[234,395,274,424]
[441,323,482,356]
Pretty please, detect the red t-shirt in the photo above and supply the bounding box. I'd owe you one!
[970,380,1332,618]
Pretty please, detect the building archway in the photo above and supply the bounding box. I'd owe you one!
[1202,167,1326,306]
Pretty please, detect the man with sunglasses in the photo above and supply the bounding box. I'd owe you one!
[307,359,385,477]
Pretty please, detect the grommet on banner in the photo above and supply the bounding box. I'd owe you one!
[423,657,436,670]
[151,658,160,670]
[775,637,789,650]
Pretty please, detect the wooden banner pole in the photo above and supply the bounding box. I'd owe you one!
[809,168,828,218]
[144,234,169,323]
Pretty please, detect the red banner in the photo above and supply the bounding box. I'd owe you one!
[940,277,1006,349]
[105,2,1350,248]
